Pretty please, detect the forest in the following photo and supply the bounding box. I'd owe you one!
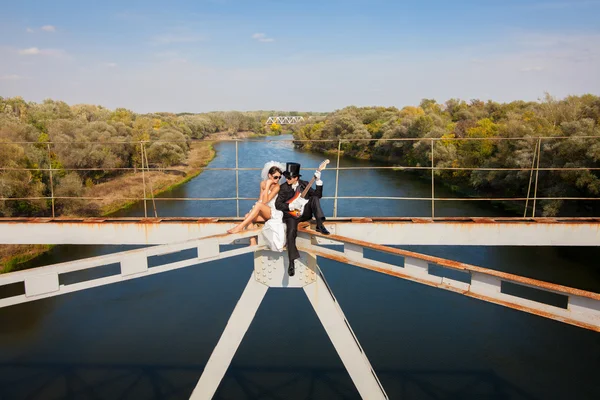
[0,96,324,217]
[292,94,600,216]
[1,95,599,218]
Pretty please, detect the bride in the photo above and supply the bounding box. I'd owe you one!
[227,161,286,250]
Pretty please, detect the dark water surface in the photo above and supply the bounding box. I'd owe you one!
[1,136,599,400]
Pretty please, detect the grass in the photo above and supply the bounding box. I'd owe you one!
[0,244,54,274]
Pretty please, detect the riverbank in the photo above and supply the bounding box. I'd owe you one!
[0,141,216,273]
[89,141,215,215]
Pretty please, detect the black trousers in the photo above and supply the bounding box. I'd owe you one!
[283,196,326,262]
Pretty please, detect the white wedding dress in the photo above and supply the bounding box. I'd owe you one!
[261,192,286,252]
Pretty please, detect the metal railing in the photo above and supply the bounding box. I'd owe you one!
[1,136,599,219]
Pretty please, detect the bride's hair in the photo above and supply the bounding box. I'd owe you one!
[268,166,282,177]
[261,161,286,181]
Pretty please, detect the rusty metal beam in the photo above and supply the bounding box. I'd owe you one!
[2,225,599,333]
[0,217,598,246]
[295,229,600,332]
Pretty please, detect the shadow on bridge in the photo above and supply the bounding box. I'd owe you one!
[0,362,539,400]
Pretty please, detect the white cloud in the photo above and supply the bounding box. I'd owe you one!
[18,47,67,57]
[26,27,34,33]
[252,33,275,43]
[0,74,22,81]
[41,25,56,32]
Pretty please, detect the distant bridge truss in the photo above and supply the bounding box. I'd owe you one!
[266,116,305,125]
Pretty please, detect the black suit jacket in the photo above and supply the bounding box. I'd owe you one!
[275,180,323,213]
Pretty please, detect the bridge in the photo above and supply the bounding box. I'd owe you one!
[1,137,599,399]
[265,116,305,125]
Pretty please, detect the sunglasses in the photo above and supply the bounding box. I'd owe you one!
[272,175,281,179]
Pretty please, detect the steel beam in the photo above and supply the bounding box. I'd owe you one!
[191,252,386,400]
[1,218,599,246]
[304,273,388,399]
[190,274,268,400]
[0,229,263,308]
[297,231,600,332]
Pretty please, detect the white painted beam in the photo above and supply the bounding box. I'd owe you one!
[1,220,598,246]
[304,271,388,399]
[319,221,600,246]
[190,274,268,400]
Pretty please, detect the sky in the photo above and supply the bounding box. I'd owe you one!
[0,0,599,113]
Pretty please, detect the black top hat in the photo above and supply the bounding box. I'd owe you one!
[283,162,302,178]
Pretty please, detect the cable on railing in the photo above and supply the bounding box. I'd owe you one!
[3,166,600,172]
[142,142,158,218]
[46,143,55,218]
[235,140,240,218]
[431,139,435,218]
[2,135,600,144]
[2,196,600,202]
[532,138,543,218]
[140,142,148,218]
[333,140,341,218]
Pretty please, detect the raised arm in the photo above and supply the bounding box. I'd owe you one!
[259,180,278,204]
[262,183,280,204]
[257,181,267,203]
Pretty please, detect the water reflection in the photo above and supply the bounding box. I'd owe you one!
[0,362,539,400]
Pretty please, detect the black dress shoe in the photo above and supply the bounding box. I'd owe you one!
[315,225,330,235]
[288,261,295,276]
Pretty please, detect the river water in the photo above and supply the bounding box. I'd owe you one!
[1,135,599,399]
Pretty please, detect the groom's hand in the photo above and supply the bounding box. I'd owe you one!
[294,197,308,208]
[290,197,308,211]
[314,170,323,186]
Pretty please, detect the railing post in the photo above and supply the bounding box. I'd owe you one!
[140,141,147,218]
[532,137,542,218]
[143,142,158,218]
[46,143,55,218]
[235,140,240,218]
[431,139,435,219]
[333,140,341,218]
[524,139,538,218]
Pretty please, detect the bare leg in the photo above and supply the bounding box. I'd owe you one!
[228,203,272,234]
[245,219,266,246]
[249,223,258,246]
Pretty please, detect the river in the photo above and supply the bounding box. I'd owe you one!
[1,135,599,399]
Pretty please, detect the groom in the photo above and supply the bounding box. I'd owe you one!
[275,162,330,277]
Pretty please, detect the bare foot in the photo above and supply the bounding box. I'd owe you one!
[227,227,242,234]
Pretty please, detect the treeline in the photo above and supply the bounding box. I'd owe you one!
[0,97,318,217]
[292,94,600,216]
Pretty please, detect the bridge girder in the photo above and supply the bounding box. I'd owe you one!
[0,218,598,246]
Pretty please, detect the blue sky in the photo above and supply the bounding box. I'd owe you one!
[1,0,599,113]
